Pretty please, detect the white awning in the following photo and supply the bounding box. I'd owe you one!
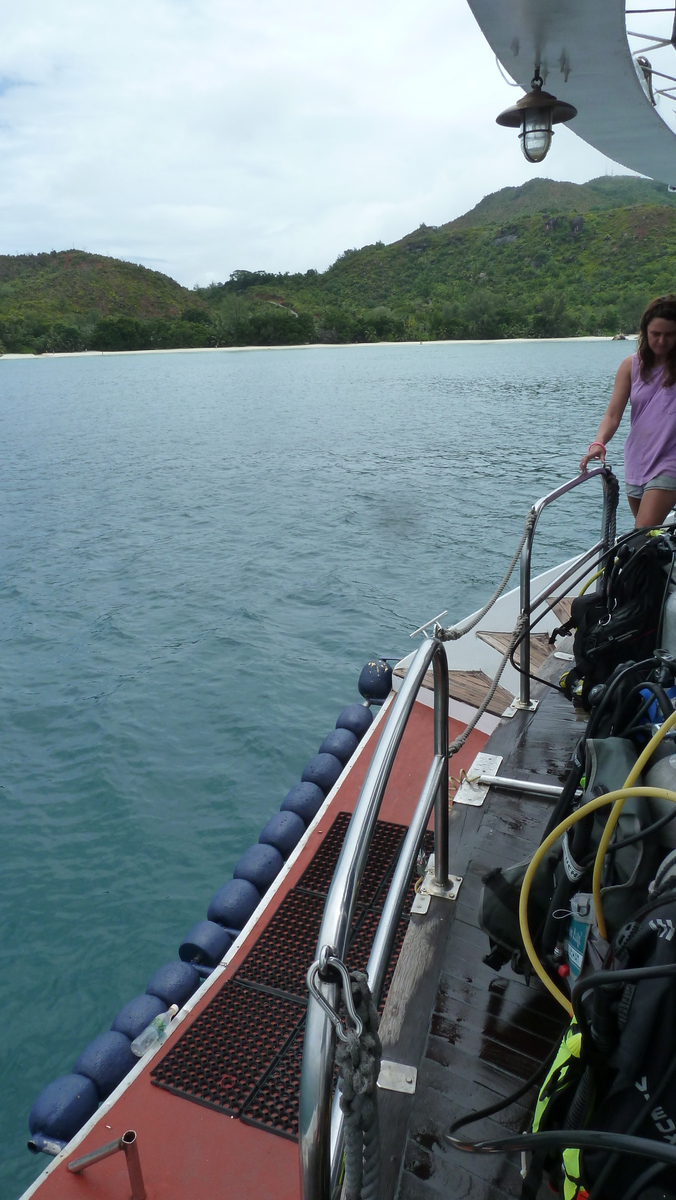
[467,0,676,184]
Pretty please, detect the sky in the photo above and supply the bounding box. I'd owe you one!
[0,0,629,287]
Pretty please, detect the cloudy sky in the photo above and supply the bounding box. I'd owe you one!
[1,0,624,287]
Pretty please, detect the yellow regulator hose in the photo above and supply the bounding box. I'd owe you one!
[592,708,676,941]
[519,784,676,1014]
[578,568,604,598]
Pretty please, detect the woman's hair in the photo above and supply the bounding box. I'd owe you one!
[638,294,676,384]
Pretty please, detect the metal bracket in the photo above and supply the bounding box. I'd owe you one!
[377,1060,417,1094]
[453,753,503,807]
[411,853,462,912]
[409,611,448,639]
[502,697,539,717]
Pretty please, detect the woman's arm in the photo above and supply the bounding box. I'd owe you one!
[579,356,632,471]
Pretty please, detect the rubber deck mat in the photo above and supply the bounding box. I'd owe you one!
[152,810,433,1141]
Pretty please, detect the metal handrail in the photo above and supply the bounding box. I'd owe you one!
[518,465,618,707]
[299,636,450,1200]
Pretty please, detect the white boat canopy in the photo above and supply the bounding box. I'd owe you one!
[467,0,676,184]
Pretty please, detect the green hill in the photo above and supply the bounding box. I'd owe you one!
[2,176,676,353]
[0,250,210,353]
[446,175,676,229]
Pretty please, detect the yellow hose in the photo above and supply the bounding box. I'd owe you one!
[578,568,604,597]
[518,784,676,1014]
[592,708,676,940]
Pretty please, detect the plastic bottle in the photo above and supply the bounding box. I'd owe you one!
[130,1004,179,1057]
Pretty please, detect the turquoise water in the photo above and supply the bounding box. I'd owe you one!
[0,340,632,1197]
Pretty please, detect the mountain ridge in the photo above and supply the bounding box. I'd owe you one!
[2,176,676,352]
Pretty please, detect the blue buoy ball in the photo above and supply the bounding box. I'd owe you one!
[301,752,343,795]
[336,704,373,740]
[179,920,233,967]
[318,728,359,765]
[73,1032,137,1100]
[111,994,166,1041]
[259,811,306,859]
[207,878,261,930]
[146,961,200,1008]
[358,659,392,702]
[233,843,284,893]
[29,1074,98,1142]
[281,782,325,826]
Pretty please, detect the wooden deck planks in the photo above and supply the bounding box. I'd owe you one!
[476,630,553,671]
[393,664,514,717]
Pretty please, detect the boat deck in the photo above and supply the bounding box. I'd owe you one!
[22,638,586,1200]
[394,650,584,1199]
[22,700,489,1200]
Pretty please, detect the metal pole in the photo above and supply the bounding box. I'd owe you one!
[432,644,450,890]
[299,637,441,1200]
[122,1131,146,1200]
[368,752,446,999]
[516,468,617,708]
[519,518,534,707]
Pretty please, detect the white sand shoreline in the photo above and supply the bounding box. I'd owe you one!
[0,334,636,362]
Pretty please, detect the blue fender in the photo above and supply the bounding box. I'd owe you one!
[336,704,373,740]
[28,1074,98,1143]
[301,753,343,795]
[259,811,306,859]
[233,843,284,893]
[111,994,166,1041]
[280,781,325,826]
[146,961,200,1008]
[73,1032,136,1100]
[207,878,260,929]
[318,728,358,765]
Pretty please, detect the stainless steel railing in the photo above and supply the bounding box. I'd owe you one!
[298,636,450,1200]
[518,465,618,708]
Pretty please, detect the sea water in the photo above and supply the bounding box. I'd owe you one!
[0,339,632,1197]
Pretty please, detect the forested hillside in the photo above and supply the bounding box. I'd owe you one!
[2,177,676,353]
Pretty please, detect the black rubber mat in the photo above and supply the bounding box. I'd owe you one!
[152,810,433,1140]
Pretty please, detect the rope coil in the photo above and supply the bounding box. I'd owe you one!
[307,954,382,1200]
[335,970,382,1200]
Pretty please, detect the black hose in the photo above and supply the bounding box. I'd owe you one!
[541,656,669,846]
[541,754,586,841]
[448,1038,561,1134]
[571,963,676,1034]
[618,1161,666,1200]
[658,550,676,647]
[447,1128,676,1170]
[563,1065,594,1131]
[580,802,676,863]
[586,1047,676,1200]
[585,658,660,741]
[619,682,675,739]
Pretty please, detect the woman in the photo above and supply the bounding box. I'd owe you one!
[580,295,676,527]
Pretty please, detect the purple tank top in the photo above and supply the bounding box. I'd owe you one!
[624,353,676,485]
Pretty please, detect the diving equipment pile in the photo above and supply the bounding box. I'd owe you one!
[471,530,676,1200]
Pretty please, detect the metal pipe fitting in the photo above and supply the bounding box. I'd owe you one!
[68,1129,146,1200]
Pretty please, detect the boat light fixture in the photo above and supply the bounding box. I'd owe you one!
[496,72,577,163]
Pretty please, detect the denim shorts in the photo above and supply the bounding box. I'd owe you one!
[626,474,676,498]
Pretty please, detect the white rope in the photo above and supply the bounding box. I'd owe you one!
[444,510,537,641]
